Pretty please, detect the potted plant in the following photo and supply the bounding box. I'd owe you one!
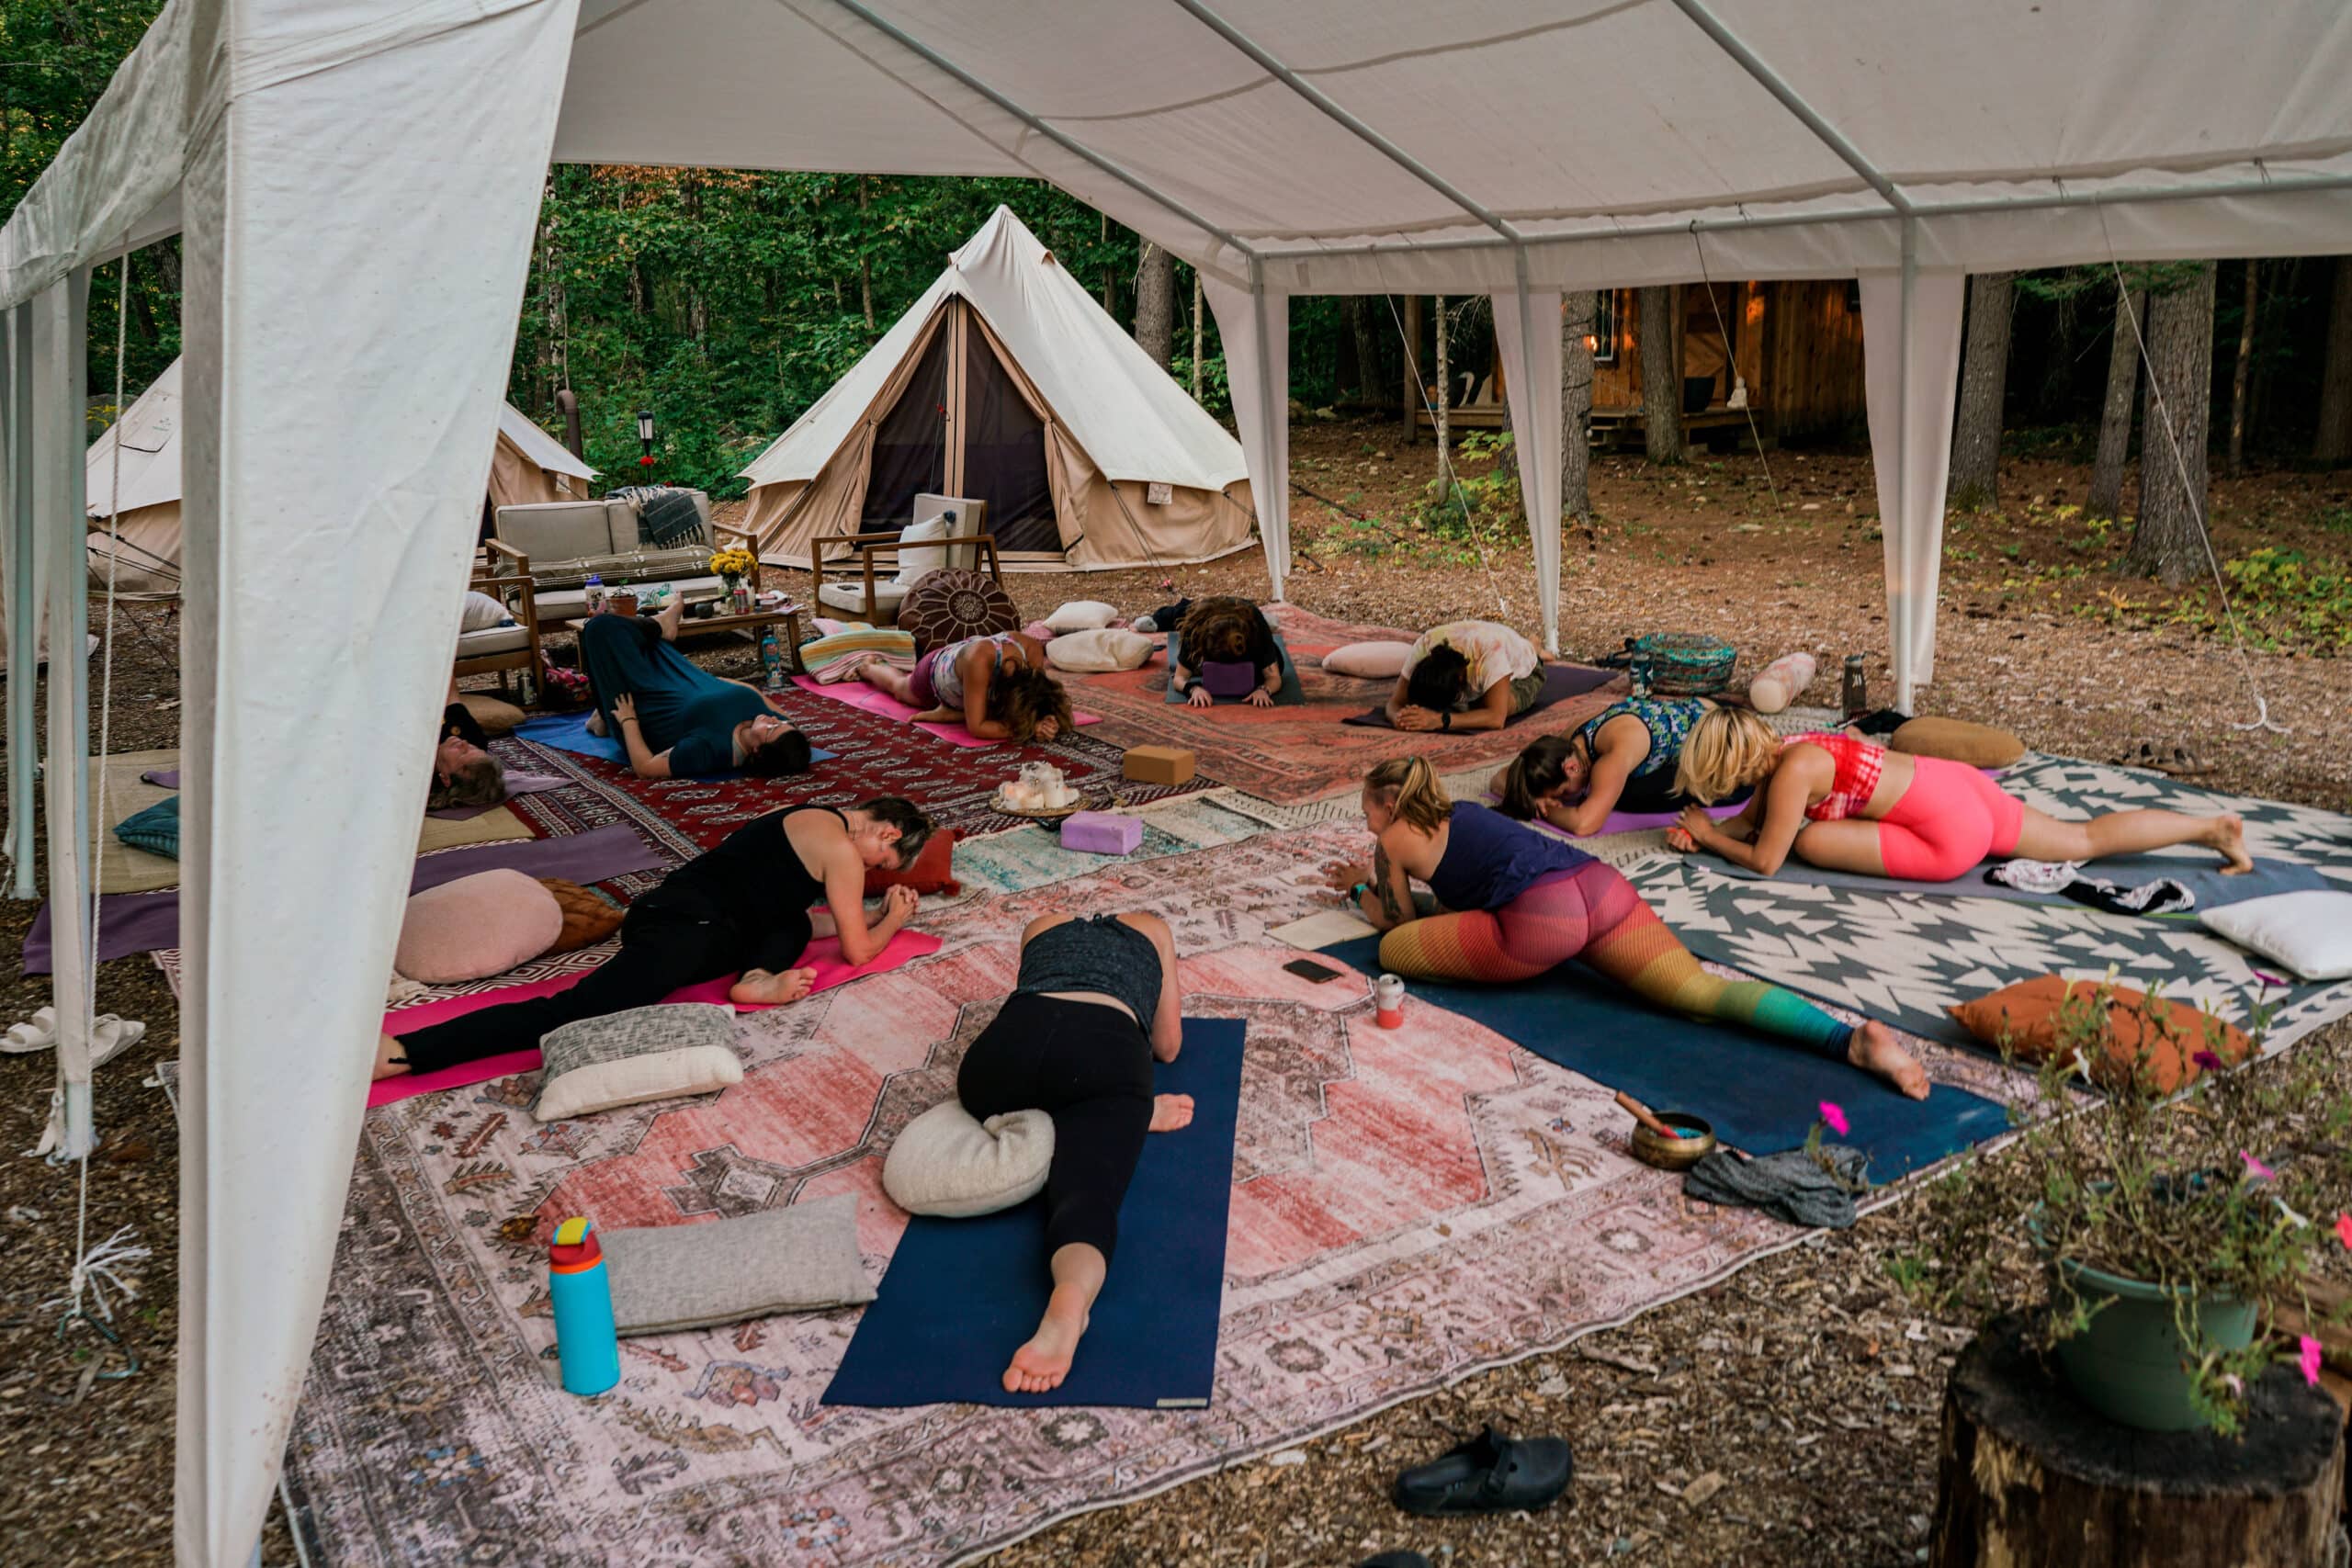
[607,578,638,617]
[1894,974,2351,1436]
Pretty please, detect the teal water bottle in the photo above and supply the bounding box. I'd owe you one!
[548,1216,621,1395]
[760,628,786,691]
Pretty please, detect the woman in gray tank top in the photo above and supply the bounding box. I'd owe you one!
[953,910,1192,1394]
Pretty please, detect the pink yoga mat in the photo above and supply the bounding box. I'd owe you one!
[791,674,1099,747]
[368,929,943,1108]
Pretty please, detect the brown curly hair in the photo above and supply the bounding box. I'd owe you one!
[1176,595,1267,666]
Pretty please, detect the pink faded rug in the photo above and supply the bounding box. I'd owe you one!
[790,674,1102,747]
[283,828,2011,1566]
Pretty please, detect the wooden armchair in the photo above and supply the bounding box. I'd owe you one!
[454,537,545,703]
[810,502,1001,625]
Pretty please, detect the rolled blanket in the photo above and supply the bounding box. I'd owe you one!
[800,626,919,683]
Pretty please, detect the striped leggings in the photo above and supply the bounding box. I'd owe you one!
[1377,861,1853,1059]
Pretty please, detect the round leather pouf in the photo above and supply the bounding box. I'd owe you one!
[899,568,1019,654]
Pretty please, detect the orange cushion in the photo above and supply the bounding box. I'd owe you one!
[537,878,626,954]
[865,829,960,897]
[1947,975,2251,1094]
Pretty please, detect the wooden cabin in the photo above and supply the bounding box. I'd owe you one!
[1407,280,1867,449]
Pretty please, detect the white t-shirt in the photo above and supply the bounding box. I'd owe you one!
[1404,621,1539,705]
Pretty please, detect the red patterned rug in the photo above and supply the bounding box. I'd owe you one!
[280,826,1999,1567]
[504,684,1217,860]
[1067,604,1628,805]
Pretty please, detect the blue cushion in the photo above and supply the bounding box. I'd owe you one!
[113,795,179,859]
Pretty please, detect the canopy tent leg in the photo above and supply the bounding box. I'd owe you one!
[1493,273,1565,655]
[1859,249,1964,714]
[31,271,94,1159]
[1203,273,1290,602]
[6,304,38,898]
[170,0,582,1561]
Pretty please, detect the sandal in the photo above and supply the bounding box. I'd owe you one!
[89,1016,146,1070]
[1392,1424,1573,1517]
[2,1006,59,1054]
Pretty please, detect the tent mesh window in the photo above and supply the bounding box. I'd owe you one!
[863,325,952,531]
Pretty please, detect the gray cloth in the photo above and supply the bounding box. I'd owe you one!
[1683,1145,1871,1230]
[602,1194,875,1337]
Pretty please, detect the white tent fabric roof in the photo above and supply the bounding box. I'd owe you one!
[495,401,596,486]
[0,5,2347,1566]
[741,204,1247,491]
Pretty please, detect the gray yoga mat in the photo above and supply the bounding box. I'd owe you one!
[1698,850,2332,913]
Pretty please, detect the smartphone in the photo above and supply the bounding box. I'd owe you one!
[1283,957,1344,984]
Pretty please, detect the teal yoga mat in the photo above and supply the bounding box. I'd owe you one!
[1164,628,1306,705]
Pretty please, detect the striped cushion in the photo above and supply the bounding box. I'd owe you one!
[798,626,919,684]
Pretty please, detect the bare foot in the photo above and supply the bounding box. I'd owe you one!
[373,1032,411,1082]
[1149,1093,1195,1133]
[583,711,607,737]
[657,598,684,641]
[2207,813,2255,874]
[1849,1021,1929,1100]
[729,966,818,1006]
[1003,1283,1091,1393]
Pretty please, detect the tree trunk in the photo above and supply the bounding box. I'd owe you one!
[1928,1316,2343,1568]
[858,176,875,331]
[1949,271,2017,510]
[1100,213,1114,313]
[1402,294,1424,439]
[1190,269,1204,400]
[1348,296,1385,410]
[1433,296,1452,459]
[2088,288,2144,519]
[1638,285,1681,464]
[2227,261,2256,474]
[2314,256,2352,464]
[2123,262,2217,586]
[1133,243,1174,368]
[1562,289,1597,523]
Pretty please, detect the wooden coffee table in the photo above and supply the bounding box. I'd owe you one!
[555,604,807,674]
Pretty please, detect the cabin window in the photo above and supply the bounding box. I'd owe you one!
[1589,290,1619,364]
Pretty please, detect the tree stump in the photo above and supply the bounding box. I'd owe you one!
[1929,1314,2345,1568]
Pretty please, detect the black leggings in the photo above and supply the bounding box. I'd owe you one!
[957,992,1154,1264]
[395,894,812,1075]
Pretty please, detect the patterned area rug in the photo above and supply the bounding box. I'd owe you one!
[283,825,1990,1567]
[1067,604,1628,805]
[1632,754,2352,1050]
[506,685,1216,859]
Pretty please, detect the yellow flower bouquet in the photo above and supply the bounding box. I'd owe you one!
[708,546,757,582]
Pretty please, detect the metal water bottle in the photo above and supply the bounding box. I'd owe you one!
[760,628,786,691]
[1840,654,1867,720]
[548,1216,621,1395]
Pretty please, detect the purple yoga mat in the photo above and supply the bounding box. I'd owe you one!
[141,768,179,788]
[21,824,669,976]
[424,773,571,820]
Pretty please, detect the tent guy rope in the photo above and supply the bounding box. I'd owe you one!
[1383,291,1512,626]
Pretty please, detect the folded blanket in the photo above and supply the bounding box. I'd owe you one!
[799,626,919,684]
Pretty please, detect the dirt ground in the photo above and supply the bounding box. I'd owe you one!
[1,417,2346,1566]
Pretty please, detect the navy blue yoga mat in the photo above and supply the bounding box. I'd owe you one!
[1327,937,2007,1179]
[516,708,832,773]
[826,1018,1243,1410]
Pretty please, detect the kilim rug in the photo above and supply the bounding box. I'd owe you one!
[504,683,1217,860]
[282,825,2018,1567]
[1066,604,1628,805]
[1630,754,2352,1052]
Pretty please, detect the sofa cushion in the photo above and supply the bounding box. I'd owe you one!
[532,574,725,624]
[456,625,531,658]
[396,869,565,985]
[893,513,953,588]
[495,499,621,565]
[817,579,911,617]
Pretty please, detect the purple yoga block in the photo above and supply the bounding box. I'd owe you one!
[1060,811,1143,854]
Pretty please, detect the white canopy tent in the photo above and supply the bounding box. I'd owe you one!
[0,3,2346,1562]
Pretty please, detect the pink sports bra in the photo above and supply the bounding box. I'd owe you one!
[1791,731,1884,821]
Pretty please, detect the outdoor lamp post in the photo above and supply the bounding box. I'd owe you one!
[636,408,655,468]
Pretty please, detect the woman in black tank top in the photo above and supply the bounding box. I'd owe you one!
[951,910,1193,1396]
[377,798,935,1080]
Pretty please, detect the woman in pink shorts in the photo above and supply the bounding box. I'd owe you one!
[1665,708,2253,883]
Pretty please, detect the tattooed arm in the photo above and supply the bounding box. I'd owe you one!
[1356,840,1418,932]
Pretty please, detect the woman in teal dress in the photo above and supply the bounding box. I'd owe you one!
[579,603,811,779]
[1487,695,1747,834]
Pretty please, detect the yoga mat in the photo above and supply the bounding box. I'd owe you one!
[1699,849,2329,913]
[825,1017,1242,1410]
[515,709,833,774]
[790,673,1101,748]
[141,767,178,788]
[370,930,944,1108]
[1326,936,2007,1179]
[1341,661,1617,729]
[425,772,571,820]
[1162,628,1306,705]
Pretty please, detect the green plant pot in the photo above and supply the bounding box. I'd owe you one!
[2052,1257,2256,1432]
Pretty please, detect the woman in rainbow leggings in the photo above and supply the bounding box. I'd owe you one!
[1665,708,2251,884]
[1328,758,1929,1099]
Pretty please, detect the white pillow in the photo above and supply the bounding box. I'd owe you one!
[883,1100,1056,1217]
[1044,599,1119,634]
[534,1002,744,1122]
[1045,626,1155,672]
[892,513,953,588]
[2199,889,2352,981]
[396,871,564,985]
[459,590,511,632]
[1321,639,1415,680]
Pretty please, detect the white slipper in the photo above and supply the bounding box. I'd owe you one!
[89,1015,147,1070]
[2,1006,58,1054]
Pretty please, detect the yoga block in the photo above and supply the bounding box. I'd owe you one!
[1123,746,1195,786]
[1061,811,1143,855]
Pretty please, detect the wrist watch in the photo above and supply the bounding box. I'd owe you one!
[1440,709,1453,731]
[1349,881,1371,901]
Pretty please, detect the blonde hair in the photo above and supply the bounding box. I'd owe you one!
[1363,756,1450,833]
[1675,705,1781,805]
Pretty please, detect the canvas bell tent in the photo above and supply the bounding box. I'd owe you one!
[742,206,1254,570]
[82,356,597,597]
[3,3,2350,1563]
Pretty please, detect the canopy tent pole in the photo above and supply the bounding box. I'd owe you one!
[1859,225,1965,714]
[3,305,36,898]
[1203,270,1290,602]
[1492,259,1565,655]
[170,0,582,1559]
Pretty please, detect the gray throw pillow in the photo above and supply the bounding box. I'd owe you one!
[533,1002,741,1122]
[601,1194,874,1335]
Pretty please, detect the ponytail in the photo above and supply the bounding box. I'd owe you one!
[1498,734,1576,819]
[1364,756,1450,833]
